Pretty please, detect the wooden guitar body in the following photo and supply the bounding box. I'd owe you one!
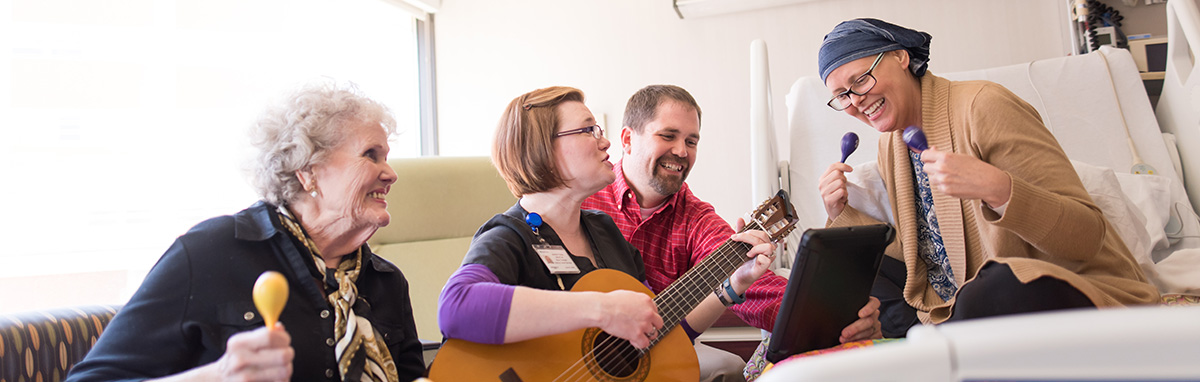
[429,269,699,382]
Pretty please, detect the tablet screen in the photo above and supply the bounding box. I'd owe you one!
[765,224,895,363]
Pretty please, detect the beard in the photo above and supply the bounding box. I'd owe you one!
[648,157,688,196]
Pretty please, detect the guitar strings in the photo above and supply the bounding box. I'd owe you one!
[552,219,773,381]
[571,239,752,381]
[553,239,746,382]
[577,207,789,380]
[576,199,793,380]
[559,258,753,380]
[580,221,761,380]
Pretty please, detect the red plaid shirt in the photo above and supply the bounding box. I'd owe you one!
[583,160,786,331]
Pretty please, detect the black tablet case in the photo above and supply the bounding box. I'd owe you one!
[765,224,895,363]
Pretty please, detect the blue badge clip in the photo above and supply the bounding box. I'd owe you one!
[525,212,543,236]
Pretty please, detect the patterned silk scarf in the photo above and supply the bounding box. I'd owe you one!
[276,206,398,382]
[909,151,958,301]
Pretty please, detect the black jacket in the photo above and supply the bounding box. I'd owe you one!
[66,201,424,381]
[462,202,646,291]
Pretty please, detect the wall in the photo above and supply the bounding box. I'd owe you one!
[434,0,1068,224]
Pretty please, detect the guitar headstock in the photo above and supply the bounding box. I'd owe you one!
[746,190,799,241]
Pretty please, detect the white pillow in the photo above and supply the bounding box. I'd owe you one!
[1112,171,1174,251]
[1149,248,1200,294]
[845,161,896,226]
[1069,160,1155,263]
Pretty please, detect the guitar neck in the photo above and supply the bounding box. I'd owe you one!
[647,221,764,345]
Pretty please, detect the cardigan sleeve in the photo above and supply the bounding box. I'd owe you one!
[963,83,1108,260]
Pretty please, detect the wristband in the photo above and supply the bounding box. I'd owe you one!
[722,278,746,305]
[713,287,733,307]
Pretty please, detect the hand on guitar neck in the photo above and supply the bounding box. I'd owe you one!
[684,218,778,333]
[730,217,778,293]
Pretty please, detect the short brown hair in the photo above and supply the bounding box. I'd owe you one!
[492,86,585,197]
[623,84,701,133]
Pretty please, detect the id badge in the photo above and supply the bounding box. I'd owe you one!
[533,244,580,274]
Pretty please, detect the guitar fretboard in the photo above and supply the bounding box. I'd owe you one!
[643,221,765,348]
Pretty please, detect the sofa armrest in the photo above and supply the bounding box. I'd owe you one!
[1,304,122,382]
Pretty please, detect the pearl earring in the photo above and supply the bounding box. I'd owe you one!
[310,189,318,198]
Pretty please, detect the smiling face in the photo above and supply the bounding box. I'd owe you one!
[307,119,398,230]
[825,50,922,133]
[622,99,699,205]
[553,101,614,194]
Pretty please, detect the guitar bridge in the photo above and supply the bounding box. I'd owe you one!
[499,367,524,382]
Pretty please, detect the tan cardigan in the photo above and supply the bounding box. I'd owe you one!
[830,73,1159,324]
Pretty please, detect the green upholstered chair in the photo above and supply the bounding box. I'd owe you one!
[368,156,516,346]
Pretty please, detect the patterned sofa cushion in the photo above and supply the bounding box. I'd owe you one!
[0,305,121,382]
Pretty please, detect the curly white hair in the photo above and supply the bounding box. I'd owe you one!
[246,81,398,206]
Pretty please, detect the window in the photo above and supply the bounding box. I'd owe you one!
[0,0,430,313]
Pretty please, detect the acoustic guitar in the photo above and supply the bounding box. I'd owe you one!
[428,190,798,382]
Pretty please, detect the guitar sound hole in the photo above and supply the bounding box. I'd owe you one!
[590,331,644,378]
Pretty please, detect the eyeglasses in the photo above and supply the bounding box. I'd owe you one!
[554,124,605,140]
[827,52,885,111]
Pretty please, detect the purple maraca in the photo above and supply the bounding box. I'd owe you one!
[902,126,928,151]
[839,132,859,163]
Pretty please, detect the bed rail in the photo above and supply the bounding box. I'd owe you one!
[750,39,783,203]
[1157,0,1200,214]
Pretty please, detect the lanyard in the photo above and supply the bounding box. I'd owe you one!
[525,212,577,289]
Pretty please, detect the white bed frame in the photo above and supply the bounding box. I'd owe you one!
[1158,0,1200,215]
[748,1,1200,379]
[757,306,1200,381]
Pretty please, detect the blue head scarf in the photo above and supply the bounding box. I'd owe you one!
[818,18,932,83]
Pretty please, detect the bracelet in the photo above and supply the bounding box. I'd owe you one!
[722,278,746,305]
[713,287,733,307]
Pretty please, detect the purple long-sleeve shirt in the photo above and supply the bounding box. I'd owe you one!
[438,264,514,344]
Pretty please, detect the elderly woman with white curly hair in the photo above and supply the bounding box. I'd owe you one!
[67,82,426,382]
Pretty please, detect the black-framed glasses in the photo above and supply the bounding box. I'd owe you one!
[554,124,605,139]
[827,52,885,111]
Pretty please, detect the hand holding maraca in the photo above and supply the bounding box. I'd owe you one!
[211,326,294,380]
[904,126,1012,206]
[200,271,295,380]
[819,132,859,219]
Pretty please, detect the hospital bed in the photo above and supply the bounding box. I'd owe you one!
[748,0,1200,379]
[756,305,1200,381]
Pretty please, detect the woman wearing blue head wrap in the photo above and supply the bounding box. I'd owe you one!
[816,19,1158,333]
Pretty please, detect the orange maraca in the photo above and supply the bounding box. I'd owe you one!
[253,271,289,330]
